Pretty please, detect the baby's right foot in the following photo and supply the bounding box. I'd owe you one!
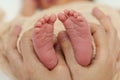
[58,10,92,66]
[32,14,58,69]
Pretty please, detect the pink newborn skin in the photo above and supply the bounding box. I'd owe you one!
[58,10,92,66]
[32,14,58,69]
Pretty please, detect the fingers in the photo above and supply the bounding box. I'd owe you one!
[5,26,25,78]
[51,44,71,80]
[90,23,109,64]
[54,44,64,67]
[8,26,22,50]
[92,8,115,34]
[52,43,68,72]
[90,23,107,49]
[58,31,79,68]
[92,7,119,58]
[20,29,38,62]
[5,26,31,80]
[20,29,47,71]
[6,26,22,63]
[92,8,117,47]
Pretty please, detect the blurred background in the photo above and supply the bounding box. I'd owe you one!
[0,0,120,22]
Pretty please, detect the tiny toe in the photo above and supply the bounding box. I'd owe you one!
[40,18,46,24]
[73,12,80,18]
[69,10,74,16]
[64,9,70,15]
[44,16,50,22]
[49,14,57,23]
[35,22,42,28]
[58,13,67,22]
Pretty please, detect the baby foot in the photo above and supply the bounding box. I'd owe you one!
[58,10,92,66]
[32,14,58,69]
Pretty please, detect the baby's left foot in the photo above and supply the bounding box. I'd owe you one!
[58,10,92,66]
[32,14,58,69]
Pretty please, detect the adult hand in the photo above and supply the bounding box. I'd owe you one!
[58,8,119,80]
[5,27,71,80]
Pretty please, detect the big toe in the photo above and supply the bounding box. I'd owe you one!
[58,13,67,22]
[49,14,57,23]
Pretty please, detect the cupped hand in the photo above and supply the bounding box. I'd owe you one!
[58,8,119,80]
[5,27,71,80]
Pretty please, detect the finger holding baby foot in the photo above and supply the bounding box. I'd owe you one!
[58,10,92,66]
[20,29,71,80]
[92,8,120,73]
[58,23,115,80]
[92,7,116,34]
[20,15,71,80]
[20,30,55,80]
[6,27,71,80]
[20,29,48,73]
[58,31,81,69]
[6,26,29,80]
[51,43,72,80]
[92,8,119,58]
[92,7,117,42]
[6,26,22,63]
[32,14,58,70]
